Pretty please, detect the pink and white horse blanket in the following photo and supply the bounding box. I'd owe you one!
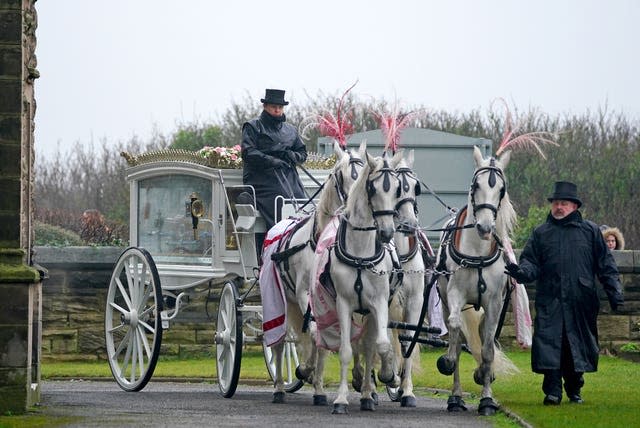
[259,218,298,346]
[309,216,364,351]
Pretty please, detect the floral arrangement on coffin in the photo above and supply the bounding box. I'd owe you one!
[197,145,243,168]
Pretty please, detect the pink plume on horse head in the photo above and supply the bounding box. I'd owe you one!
[492,98,559,159]
[376,105,416,154]
[301,81,358,148]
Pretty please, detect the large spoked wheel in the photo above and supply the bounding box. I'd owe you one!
[263,338,304,393]
[216,281,243,398]
[105,247,163,392]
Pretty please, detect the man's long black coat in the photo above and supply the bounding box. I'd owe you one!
[517,210,623,373]
[241,111,307,229]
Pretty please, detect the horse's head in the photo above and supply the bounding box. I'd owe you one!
[389,149,421,234]
[331,140,365,204]
[362,151,401,243]
[469,146,510,240]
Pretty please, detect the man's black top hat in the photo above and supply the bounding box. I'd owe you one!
[547,181,582,207]
[261,89,289,106]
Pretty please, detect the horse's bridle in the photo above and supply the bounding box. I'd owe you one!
[469,158,506,219]
[334,149,364,205]
[394,166,421,217]
[366,158,401,219]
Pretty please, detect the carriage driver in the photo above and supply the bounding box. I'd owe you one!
[241,89,308,251]
[505,181,624,406]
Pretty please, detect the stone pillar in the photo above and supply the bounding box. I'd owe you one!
[0,0,42,414]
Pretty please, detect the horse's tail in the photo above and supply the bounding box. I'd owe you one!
[389,295,422,375]
[460,307,519,375]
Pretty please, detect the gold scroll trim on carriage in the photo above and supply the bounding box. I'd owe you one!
[121,148,338,169]
[121,149,217,168]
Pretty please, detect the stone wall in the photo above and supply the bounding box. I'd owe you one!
[34,246,640,362]
[36,246,224,361]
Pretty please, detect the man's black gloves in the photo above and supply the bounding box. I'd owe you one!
[271,158,289,169]
[284,151,301,164]
[505,262,527,283]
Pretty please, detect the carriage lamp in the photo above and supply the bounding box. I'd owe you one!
[186,192,205,240]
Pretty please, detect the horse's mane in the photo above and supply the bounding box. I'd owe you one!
[315,157,346,229]
[496,191,517,243]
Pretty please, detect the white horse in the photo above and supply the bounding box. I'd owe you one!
[321,151,403,414]
[269,141,366,405]
[350,149,426,408]
[435,146,518,416]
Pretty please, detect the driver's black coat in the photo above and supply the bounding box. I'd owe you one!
[241,111,307,229]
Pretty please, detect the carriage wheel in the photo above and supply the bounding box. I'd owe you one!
[216,281,243,398]
[263,339,304,393]
[105,247,163,392]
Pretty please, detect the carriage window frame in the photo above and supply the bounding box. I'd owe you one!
[135,174,214,266]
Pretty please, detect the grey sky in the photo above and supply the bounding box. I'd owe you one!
[34,0,640,156]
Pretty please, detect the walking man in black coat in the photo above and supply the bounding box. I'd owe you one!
[241,89,307,249]
[505,181,624,405]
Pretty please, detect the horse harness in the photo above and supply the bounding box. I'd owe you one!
[469,158,507,219]
[334,150,364,205]
[270,149,365,293]
[323,217,403,315]
[324,158,404,315]
[270,214,317,294]
[437,159,508,311]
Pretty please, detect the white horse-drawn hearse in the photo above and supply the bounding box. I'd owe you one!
[105,148,332,397]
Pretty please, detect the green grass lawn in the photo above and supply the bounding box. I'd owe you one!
[10,347,639,428]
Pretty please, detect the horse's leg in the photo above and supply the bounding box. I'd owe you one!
[287,298,313,383]
[351,340,365,392]
[351,314,365,393]
[312,346,328,406]
[271,341,286,403]
[438,285,464,377]
[437,282,467,412]
[476,299,501,416]
[359,317,377,411]
[400,276,424,407]
[332,296,352,415]
[290,258,315,384]
[370,298,399,388]
[447,337,467,412]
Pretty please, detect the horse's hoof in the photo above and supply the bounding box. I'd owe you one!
[437,355,455,376]
[473,368,483,385]
[360,398,376,411]
[473,368,496,385]
[378,372,399,388]
[296,365,313,382]
[446,395,467,412]
[401,395,416,408]
[272,391,285,404]
[371,392,379,406]
[478,397,499,416]
[313,394,328,406]
[332,403,348,414]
